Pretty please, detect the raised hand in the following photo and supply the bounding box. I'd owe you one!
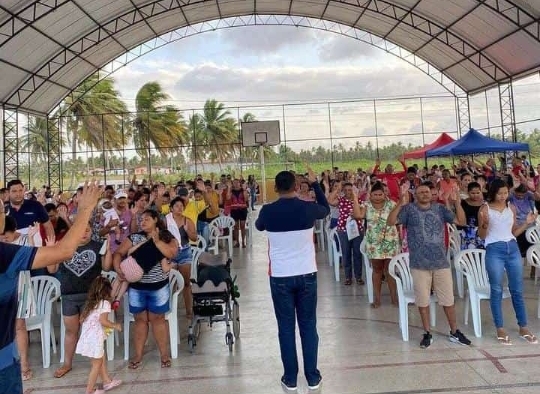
[479,207,489,228]
[78,180,102,211]
[399,183,410,205]
[306,165,318,184]
[45,234,56,246]
[57,204,68,218]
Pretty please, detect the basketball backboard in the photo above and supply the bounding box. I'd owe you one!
[241,120,281,147]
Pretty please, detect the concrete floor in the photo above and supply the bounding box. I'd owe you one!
[22,214,540,394]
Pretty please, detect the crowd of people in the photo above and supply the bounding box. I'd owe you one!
[2,153,540,393]
[0,174,258,394]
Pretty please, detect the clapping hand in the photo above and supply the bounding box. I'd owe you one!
[399,183,410,205]
[57,204,68,219]
[45,234,56,246]
[306,165,318,184]
[78,180,103,211]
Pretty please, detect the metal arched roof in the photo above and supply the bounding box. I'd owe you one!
[1,0,539,116]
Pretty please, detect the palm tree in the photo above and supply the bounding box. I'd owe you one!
[200,99,239,170]
[21,116,66,164]
[60,73,130,188]
[188,113,207,171]
[133,82,188,171]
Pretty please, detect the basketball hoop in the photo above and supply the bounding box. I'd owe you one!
[241,121,280,204]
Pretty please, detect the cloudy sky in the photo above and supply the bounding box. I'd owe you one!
[111,24,540,149]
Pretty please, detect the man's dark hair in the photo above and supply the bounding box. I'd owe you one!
[467,182,481,192]
[275,171,296,193]
[104,185,114,192]
[0,188,7,194]
[6,179,23,190]
[3,216,17,234]
[44,203,57,213]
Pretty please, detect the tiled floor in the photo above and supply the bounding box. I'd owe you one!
[23,216,540,394]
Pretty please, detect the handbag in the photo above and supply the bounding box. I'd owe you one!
[120,256,144,283]
[346,216,360,240]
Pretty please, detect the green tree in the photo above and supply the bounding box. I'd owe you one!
[21,116,66,164]
[200,99,239,170]
[60,73,129,189]
[133,82,188,163]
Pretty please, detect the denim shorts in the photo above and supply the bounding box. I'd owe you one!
[0,360,23,394]
[61,293,88,316]
[172,247,192,265]
[128,284,170,315]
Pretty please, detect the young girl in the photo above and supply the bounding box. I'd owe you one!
[76,277,123,394]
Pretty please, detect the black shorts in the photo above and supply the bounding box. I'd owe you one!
[230,209,248,222]
[61,293,88,316]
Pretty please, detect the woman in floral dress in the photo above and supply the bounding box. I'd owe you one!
[362,181,400,308]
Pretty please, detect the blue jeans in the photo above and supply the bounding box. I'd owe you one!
[269,273,321,387]
[197,221,209,249]
[0,360,22,394]
[485,240,527,328]
[337,231,363,280]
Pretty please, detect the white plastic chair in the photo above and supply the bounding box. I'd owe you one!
[209,216,236,257]
[359,239,374,304]
[191,247,204,281]
[194,234,207,251]
[313,219,325,252]
[245,213,253,248]
[101,271,119,360]
[25,275,60,368]
[123,270,184,360]
[447,235,464,298]
[388,253,437,342]
[525,225,540,244]
[329,228,342,282]
[526,244,540,316]
[60,271,119,363]
[454,249,510,338]
[325,219,333,266]
[206,225,220,255]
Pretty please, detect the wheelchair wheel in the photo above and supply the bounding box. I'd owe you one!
[225,332,234,352]
[232,301,240,339]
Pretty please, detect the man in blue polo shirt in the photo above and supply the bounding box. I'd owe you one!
[0,181,101,394]
[255,167,329,392]
[6,180,54,240]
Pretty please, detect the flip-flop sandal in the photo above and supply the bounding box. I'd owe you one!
[53,366,72,378]
[497,335,512,345]
[520,334,538,344]
[21,369,33,381]
[128,361,142,370]
[160,359,171,368]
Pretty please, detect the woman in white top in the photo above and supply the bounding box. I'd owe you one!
[478,178,538,345]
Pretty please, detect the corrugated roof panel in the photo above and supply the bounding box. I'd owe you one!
[485,32,540,75]
[323,3,364,26]
[452,6,515,49]
[182,2,221,25]
[0,28,62,69]
[19,82,70,115]
[290,0,327,18]
[0,62,27,98]
[47,60,96,91]
[513,0,540,16]
[217,0,256,17]
[78,0,134,25]
[147,9,190,36]
[356,10,398,40]
[445,59,496,92]
[255,0,293,14]
[415,0,477,26]
[113,24,155,51]
[416,40,466,70]
[386,25,433,53]
[32,3,93,46]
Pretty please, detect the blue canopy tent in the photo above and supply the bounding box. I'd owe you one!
[426,128,529,157]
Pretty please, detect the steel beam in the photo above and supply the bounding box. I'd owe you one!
[46,115,62,190]
[498,82,517,142]
[2,106,19,183]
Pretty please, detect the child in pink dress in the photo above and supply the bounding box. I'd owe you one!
[76,276,123,394]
